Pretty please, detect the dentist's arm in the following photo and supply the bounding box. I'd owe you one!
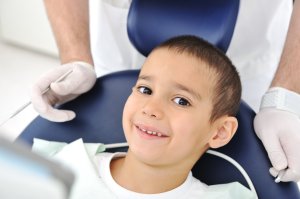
[44,0,93,64]
[254,0,300,182]
[31,0,96,122]
[271,0,300,93]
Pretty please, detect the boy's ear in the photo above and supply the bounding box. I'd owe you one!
[208,116,238,149]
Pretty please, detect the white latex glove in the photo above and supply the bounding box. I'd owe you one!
[31,61,97,122]
[254,87,300,182]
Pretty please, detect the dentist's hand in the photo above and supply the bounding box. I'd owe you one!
[31,61,97,122]
[254,88,300,182]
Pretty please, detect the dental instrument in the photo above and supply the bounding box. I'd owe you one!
[0,69,73,127]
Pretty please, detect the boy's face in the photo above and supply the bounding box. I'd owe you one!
[122,48,219,169]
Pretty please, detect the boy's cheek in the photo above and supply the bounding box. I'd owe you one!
[123,95,139,118]
[126,94,144,109]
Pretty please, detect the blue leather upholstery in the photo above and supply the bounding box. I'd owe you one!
[18,0,300,198]
[18,70,136,146]
[18,70,300,198]
[127,0,240,55]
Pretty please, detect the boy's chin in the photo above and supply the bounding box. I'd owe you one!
[127,146,166,166]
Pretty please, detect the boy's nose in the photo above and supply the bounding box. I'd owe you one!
[142,99,163,119]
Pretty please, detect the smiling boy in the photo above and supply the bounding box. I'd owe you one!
[94,35,255,198]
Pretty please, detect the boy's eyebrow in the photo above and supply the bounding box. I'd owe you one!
[138,75,152,81]
[173,82,202,101]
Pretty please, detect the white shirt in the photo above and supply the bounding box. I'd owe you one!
[89,0,293,111]
[32,139,257,199]
[94,152,256,199]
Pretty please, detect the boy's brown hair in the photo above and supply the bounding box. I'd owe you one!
[155,35,241,122]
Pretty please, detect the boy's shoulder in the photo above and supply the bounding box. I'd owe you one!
[194,181,256,199]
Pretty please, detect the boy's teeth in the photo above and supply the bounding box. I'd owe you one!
[139,127,162,137]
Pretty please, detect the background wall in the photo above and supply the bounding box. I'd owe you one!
[0,0,58,56]
[0,0,59,140]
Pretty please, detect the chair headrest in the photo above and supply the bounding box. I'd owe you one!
[127,0,240,56]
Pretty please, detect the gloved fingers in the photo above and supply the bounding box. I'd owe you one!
[270,168,300,182]
[30,61,95,122]
[254,113,288,170]
[261,135,288,171]
[35,65,73,93]
[50,63,96,95]
[277,147,300,182]
[40,107,76,122]
[255,107,300,182]
[279,168,300,182]
[31,85,49,113]
[31,91,60,117]
[269,167,280,178]
[31,89,77,122]
[31,65,73,110]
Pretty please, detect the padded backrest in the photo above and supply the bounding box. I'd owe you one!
[125,0,300,197]
[18,71,300,199]
[127,0,240,55]
[18,0,300,198]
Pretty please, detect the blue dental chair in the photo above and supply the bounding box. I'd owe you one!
[18,0,300,198]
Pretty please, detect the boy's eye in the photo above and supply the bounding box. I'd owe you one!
[173,97,191,106]
[137,86,152,95]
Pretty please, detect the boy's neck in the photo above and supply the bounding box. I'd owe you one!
[110,151,190,194]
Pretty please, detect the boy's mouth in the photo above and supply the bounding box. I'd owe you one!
[135,124,168,138]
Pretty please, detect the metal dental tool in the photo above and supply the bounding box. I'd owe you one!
[0,69,73,127]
